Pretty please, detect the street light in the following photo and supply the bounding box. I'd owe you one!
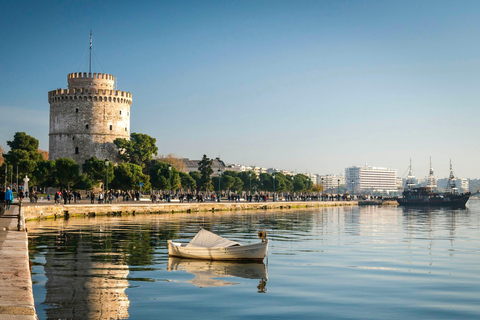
[321,177,324,201]
[218,168,222,202]
[105,159,109,203]
[168,164,172,202]
[337,178,340,198]
[249,172,252,194]
[272,173,275,202]
[351,179,355,196]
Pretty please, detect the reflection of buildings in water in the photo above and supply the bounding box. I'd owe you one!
[167,257,268,292]
[43,240,130,320]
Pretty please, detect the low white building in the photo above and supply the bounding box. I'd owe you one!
[183,158,226,176]
[318,174,345,191]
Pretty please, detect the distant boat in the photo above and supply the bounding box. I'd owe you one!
[397,160,471,208]
[167,228,268,261]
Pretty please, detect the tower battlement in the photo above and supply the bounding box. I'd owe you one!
[48,88,132,104]
[67,72,115,90]
[68,72,115,80]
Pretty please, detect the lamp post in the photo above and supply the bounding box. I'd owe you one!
[321,177,324,201]
[272,174,275,202]
[249,172,252,194]
[337,178,340,199]
[104,159,109,203]
[351,179,355,196]
[218,168,222,202]
[168,164,172,202]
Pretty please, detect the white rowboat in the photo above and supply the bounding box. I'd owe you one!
[167,228,268,261]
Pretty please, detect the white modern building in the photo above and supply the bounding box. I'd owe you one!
[318,174,346,191]
[345,166,398,195]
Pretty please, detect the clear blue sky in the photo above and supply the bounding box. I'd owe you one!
[1,0,480,179]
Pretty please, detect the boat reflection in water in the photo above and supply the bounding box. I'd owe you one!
[167,257,268,292]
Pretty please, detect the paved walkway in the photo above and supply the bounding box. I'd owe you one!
[0,205,36,320]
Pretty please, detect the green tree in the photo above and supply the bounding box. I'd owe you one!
[238,171,258,193]
[189,171,201,192]
[18,159,37,178]
[73,174,95,190]
[150,161,180,191]
[231,177,244,192]
[293,174,313,192]
[55,158,80,189]
[3,133,44,189]
[179,172,196,191]
[258,173,273,191]
[212,174,234,192]
[110,163,151,192]
[83,157,114,187]
[198,155,213,191]
[32,160,56,189]
[272,172,288,193]
[114,132,158,166]
[4,132,43,164]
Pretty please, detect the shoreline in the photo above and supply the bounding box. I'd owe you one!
[21,200,400,221]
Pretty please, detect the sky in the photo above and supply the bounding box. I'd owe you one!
[1,0,480,179]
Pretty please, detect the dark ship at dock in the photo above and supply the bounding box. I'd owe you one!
[397,160,471,208]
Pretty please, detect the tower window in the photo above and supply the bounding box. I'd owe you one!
[119,110,122,115]
[76,108,79,113]
[110,125,113,130]
[86,124,89,129]
[75,147,79,154]
[125,127,127,131]
[72,136,75,141]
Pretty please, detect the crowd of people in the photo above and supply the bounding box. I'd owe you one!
[1,187,391,209]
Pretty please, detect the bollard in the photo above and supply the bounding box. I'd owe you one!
[17,201,23,231]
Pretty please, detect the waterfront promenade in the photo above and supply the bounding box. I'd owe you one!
[0,205,36,320]
[19,198,362,220]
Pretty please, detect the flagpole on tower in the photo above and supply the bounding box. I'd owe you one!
[89,29,92,74]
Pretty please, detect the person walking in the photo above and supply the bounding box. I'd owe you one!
[62,190,68,205]
[5,187,14,210]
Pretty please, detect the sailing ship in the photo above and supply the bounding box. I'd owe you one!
[397,160,471,208]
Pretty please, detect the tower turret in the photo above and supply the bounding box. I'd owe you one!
[48,72,132,165]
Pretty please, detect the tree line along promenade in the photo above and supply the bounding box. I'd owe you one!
[1,132,361,208]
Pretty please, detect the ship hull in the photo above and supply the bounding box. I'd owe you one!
[397,194,470,208]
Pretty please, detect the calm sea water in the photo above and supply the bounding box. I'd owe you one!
[28,201,480,320]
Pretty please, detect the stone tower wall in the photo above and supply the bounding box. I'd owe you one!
[49,72,132,166]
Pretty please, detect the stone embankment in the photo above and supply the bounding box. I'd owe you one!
[0,205,36,319]
[22,200,360,220]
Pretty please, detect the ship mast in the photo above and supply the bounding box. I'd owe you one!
[447,159,457,194]
[426,157,437,189]
[406,158,416,189]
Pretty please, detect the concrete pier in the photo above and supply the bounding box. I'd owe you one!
[21,200,362,221]
[0,206,36,319]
